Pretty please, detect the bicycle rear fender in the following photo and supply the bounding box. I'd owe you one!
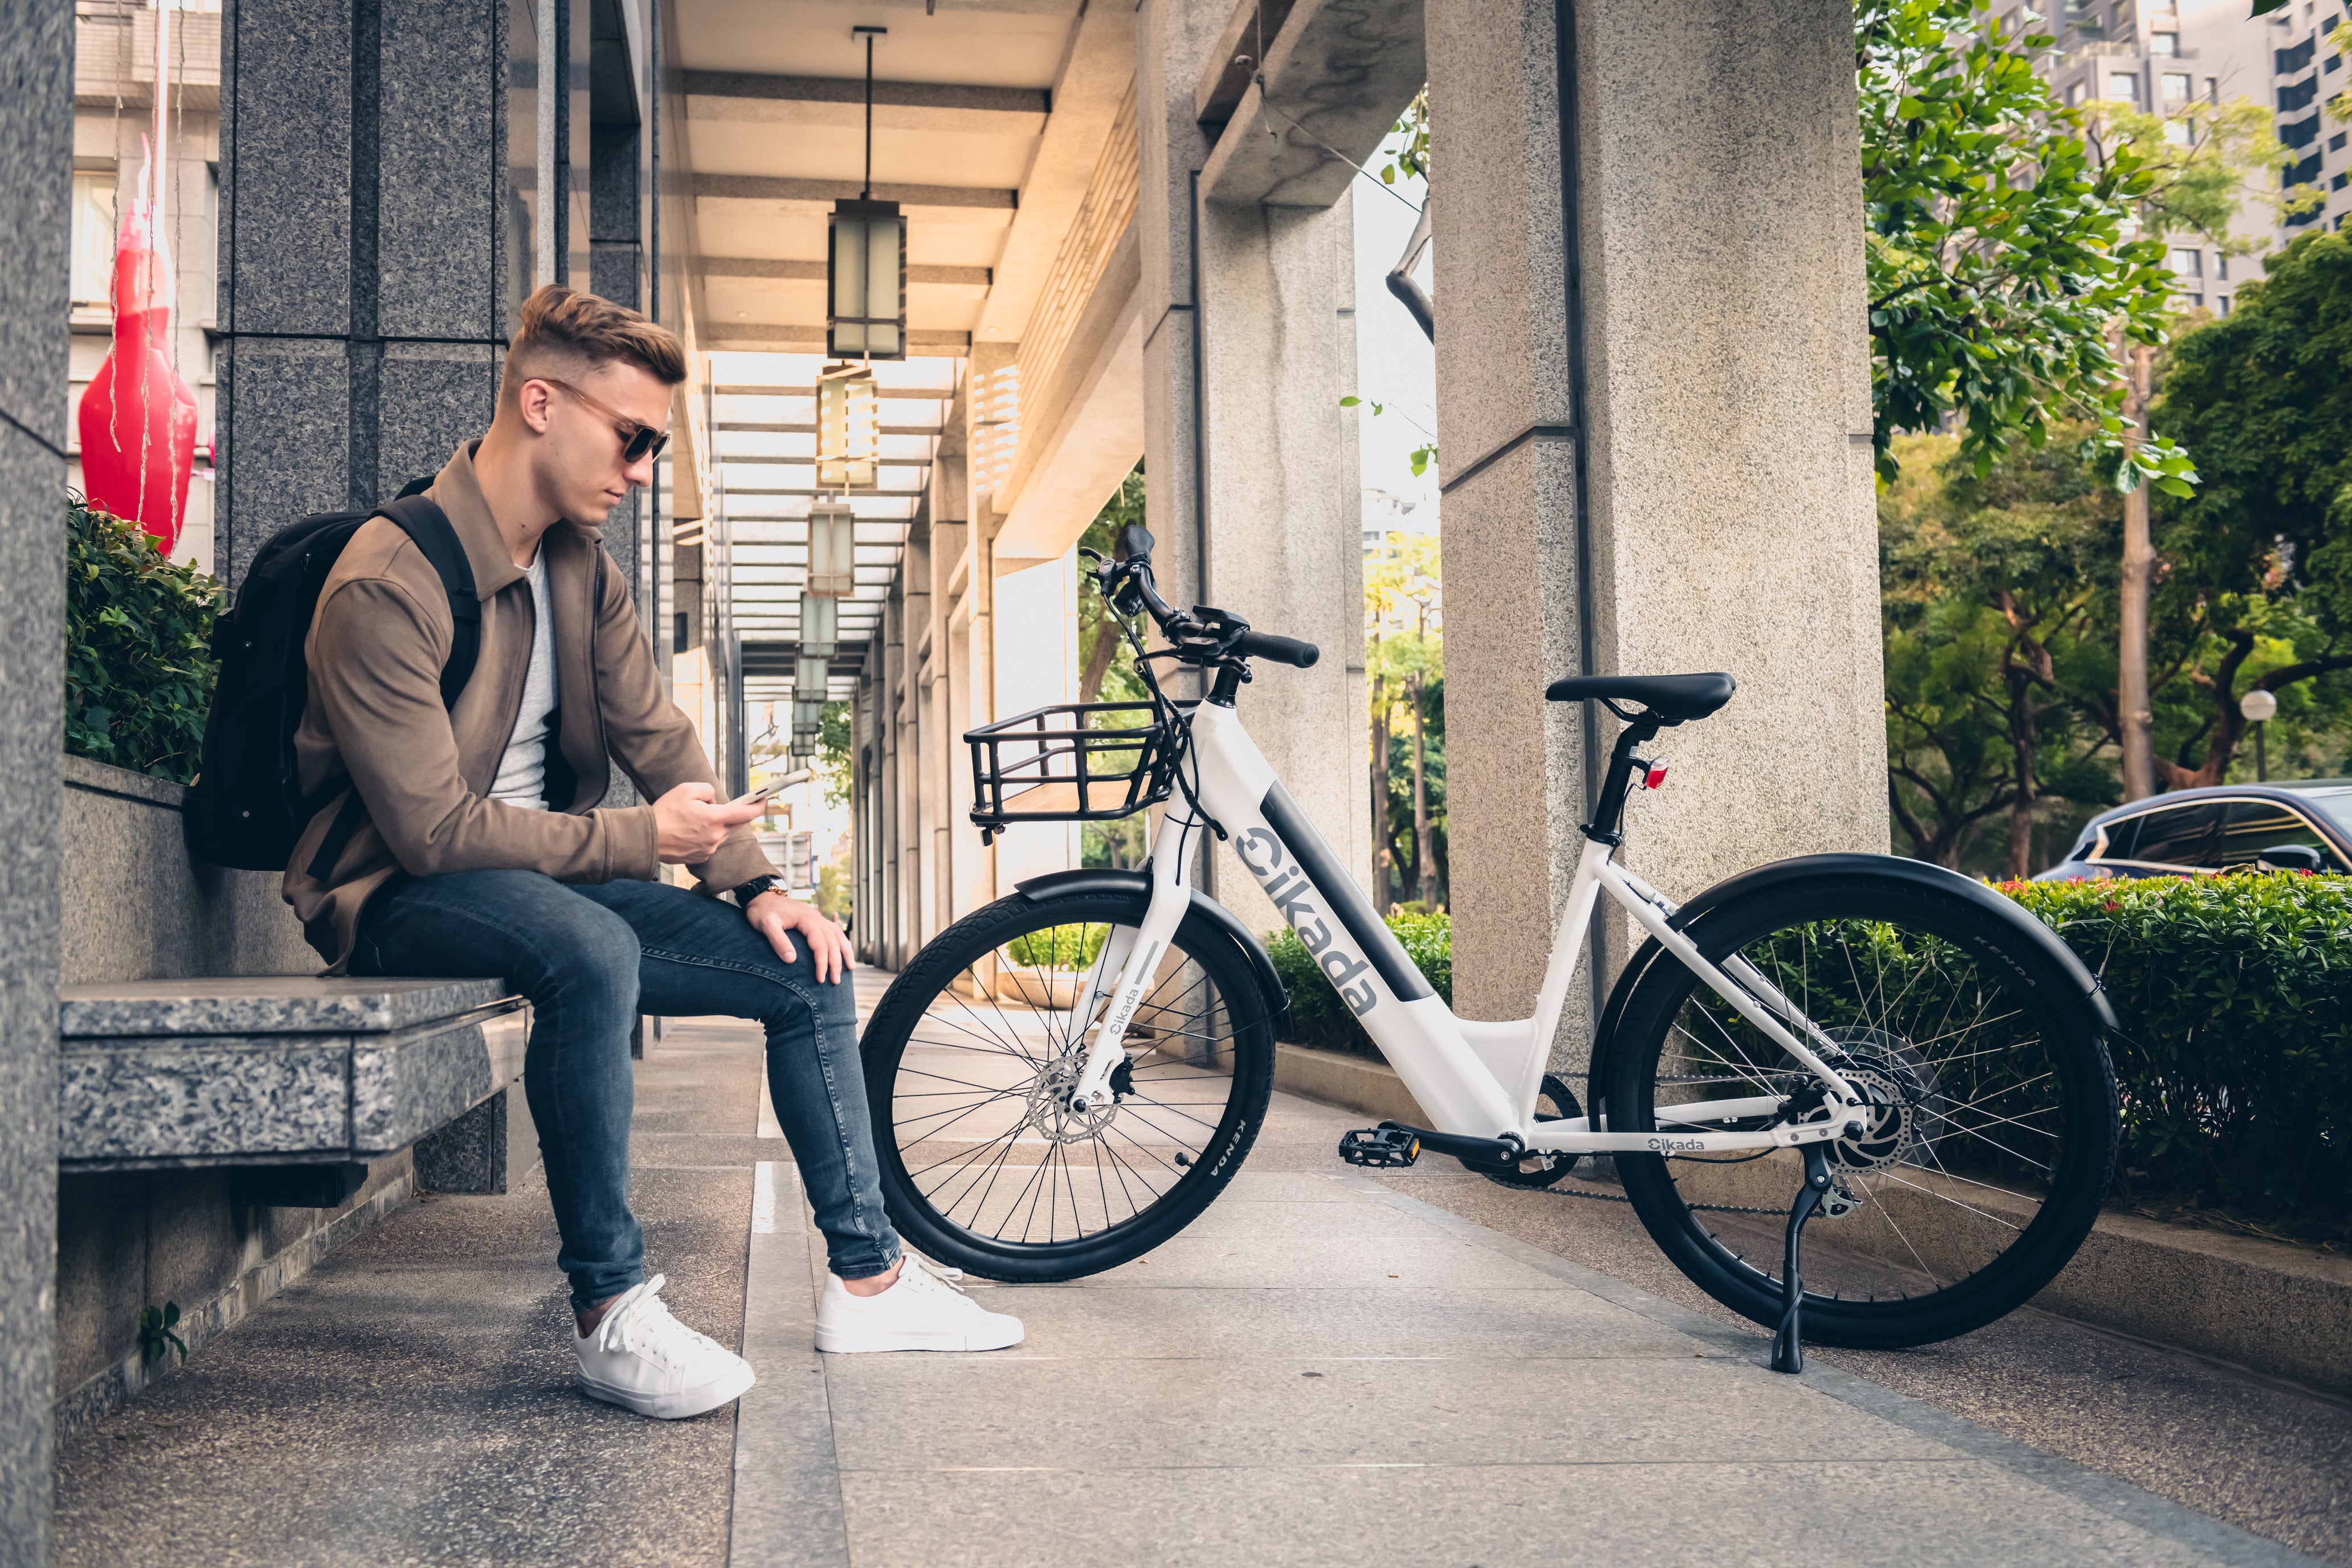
[1588,852,2115,1114]
[1012,867,1291,1034]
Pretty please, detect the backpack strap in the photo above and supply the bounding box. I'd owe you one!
[377,495,481,708]
[306,493,481,881]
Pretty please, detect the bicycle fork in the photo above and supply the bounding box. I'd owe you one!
[1065,810,1201,1114]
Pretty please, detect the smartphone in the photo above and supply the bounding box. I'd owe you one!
[729,785,774,808]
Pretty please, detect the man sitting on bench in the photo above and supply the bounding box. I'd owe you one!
[287,284,1021,1420]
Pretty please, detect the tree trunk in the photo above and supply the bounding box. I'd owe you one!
[1077,615,1121,704]
[2008,676,2039,881]
[2119,341,2157,801]
[1412,670,1437,908]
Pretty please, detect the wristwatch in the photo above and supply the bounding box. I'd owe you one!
[730,874,780,907]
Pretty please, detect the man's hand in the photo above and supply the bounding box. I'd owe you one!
[744,891,854,983]
[653,782,762,864]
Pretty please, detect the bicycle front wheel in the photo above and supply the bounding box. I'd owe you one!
[861,890,1275,1282]
[1608,870,2118,1349]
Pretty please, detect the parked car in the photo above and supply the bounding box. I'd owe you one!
[2035,780,2352,880]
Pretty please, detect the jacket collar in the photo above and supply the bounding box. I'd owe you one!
[427,441,539,601]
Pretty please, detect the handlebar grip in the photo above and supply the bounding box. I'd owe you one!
[1234,630,1320,668]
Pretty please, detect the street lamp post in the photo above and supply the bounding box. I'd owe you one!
[2240,688,2277,781]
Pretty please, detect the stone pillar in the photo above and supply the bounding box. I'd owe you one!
[1139,0,1372,933]
[0,9,70,1551]
[1431,0,1885,1073]
[217,0,516,590]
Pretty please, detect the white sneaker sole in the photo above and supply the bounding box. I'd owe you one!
[814,1320,1026,1354]
[578,1357,757,1419]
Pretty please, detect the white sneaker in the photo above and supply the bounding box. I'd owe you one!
[815,1255,1026,1353]
[574,1274,756,1418]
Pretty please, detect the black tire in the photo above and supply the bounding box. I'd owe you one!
[862,890,1275,1281]
[1608,871,2118,1349]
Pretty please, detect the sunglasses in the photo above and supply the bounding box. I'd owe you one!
[538,377,672,464]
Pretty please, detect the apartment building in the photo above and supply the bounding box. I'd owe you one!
[2030,0,2347,312]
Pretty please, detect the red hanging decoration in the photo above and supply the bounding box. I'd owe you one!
[77,4,199,558]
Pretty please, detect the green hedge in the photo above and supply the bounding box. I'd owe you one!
[65,498,221,784]
[1268,878,2350,1234]
[1268,911,1451,1054]
[2000,873,2351,1235]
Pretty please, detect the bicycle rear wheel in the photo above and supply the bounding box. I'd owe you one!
[1608,870,2118,1349]
[861,890,1275,1282]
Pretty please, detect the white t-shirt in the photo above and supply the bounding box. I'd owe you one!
[489,549,557,811]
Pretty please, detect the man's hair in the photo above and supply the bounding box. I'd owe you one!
[500,284,686,404]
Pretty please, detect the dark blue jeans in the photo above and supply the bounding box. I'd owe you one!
[353,870,900,1309]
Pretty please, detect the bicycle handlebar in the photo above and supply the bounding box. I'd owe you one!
[1231,630,1320,668]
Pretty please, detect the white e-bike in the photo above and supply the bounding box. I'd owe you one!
[863,525,2120,1367]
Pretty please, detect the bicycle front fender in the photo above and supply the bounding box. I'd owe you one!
[1013,867,1291,1035]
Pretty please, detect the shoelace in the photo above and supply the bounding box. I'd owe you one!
[889,1257,973,1302]
[595,1275,722,1369]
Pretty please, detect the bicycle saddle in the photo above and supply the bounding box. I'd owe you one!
[1544,672,1736,724]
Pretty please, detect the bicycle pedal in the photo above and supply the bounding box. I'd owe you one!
[1338,1126,1421,1168]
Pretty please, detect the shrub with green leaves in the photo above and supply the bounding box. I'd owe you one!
[66,497,222,783]
[1268,911,1450,1055]
[1999,872,2351,1234]
[1269,882,2349,1235]
[1007,922,1110,971]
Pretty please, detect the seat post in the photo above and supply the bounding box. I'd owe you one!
[1583,716,1660,844]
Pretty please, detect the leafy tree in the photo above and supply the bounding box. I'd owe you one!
[816,700,853,809]
[1881,431,2124,873]
[2147,231,2352,785]
[1859,0,2194,492]
[1076,463,1145,704]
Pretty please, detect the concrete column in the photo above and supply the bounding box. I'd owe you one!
[0,7,72,1551]
[1139,0,1372,933]
[1431,0,1885,1074]
[217,0,514,591]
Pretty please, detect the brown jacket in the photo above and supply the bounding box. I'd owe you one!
[285,442,774,969]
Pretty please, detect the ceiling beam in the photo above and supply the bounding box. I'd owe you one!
[684,71,1049,136]
[704,258,992,287]
[692,174,1016,210]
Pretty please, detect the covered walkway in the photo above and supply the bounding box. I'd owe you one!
[48,975,2344,1567]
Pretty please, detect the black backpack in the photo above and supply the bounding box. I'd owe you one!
[183,482,481,873]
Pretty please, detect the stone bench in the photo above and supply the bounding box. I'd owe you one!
[59,977,534,1202]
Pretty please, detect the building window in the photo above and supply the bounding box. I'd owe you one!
[2152,31,2180,54]
[2162,71,2194,99]
[2189,293,2205,308]
[2336,132,2350,150]
[2332,52,2345,71]
[2109,71,2142,101]
[2067,80,2086,105]
[2165,118,2194,145]
[2281,75,2320,112]
[2170,247,2203,276]
[2218,296,2232,315]
[2217,252,2230,279]
[70,170,116,311]
[2335,170,2350,187]
[2205,75,2220,101]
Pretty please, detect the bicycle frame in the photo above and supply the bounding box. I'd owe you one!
[1064,700,1864,1156]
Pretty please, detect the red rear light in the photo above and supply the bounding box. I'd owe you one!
[1644,761,1670,790]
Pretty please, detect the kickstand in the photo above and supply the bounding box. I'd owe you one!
[1770,1142,1835,1374]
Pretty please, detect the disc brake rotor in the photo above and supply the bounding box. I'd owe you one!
[1025,1053,1121,1145]
[1819,1026,1943,1175]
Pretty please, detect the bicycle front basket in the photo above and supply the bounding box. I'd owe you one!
[965,701,1176,829]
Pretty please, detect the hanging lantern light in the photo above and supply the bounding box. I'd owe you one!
[815,365,879,490]
[796,652,831,695]
[827,200,905,360]
[797,591,839,656]
[806,499,859,597]
[794,696,826,736]
[828,25,906,360]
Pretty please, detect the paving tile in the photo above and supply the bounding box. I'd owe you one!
[1071,1232,1582,1291]
[834,1460,2228,1568]
[819,1355,1964,1472]
[941,1284,1701,1362]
